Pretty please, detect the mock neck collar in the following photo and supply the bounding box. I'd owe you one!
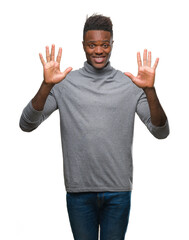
[83,61,114,77]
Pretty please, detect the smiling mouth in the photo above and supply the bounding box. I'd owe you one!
[93,56,106,63]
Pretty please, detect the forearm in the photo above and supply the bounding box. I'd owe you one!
[20,81,57,132]
[144,87,167,126]
[19,101,44,132]
[32,81,55,111]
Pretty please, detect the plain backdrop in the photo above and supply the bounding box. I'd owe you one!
[0,0,188,239]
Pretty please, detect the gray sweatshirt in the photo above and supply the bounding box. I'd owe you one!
[20,61,169,192]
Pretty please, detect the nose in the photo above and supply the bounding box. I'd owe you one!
[94,46,103,55]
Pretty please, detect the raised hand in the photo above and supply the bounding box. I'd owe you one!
[124,49,159,89]
[39,44,72,85]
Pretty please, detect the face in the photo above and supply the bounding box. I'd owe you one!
[83,30,114,69]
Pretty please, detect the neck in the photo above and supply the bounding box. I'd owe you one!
[81,61,116,81]
[87,61,109,70]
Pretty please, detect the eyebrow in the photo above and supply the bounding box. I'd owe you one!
[86,40,110,43]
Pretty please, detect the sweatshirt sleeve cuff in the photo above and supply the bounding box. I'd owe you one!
[23,100,44,122]
[149,119,170,139]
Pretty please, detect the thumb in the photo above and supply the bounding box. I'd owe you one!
[61,67,73,79]
[124,72,135,81]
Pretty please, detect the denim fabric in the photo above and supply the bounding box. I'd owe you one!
[66,191,131,240]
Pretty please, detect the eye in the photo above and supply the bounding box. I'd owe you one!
[89,44,95,49]
[103,43,110,48]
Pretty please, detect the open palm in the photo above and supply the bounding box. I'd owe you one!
[125,49,159,89]
[39,44,72,85]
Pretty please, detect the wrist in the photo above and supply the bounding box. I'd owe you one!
[143,86,155,94]
[42,80,55,89]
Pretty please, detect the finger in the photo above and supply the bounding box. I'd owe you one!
[39,53,45,66]
[153,58,159,70]
[125,72,139,86]
[147,51,151,67]
[56,47,62,63]
[61,67,73,79]
[143,49,147,66]
[137,52,142,68]
[51,44,55,61]
[46,46,50,62]
[124,72,135,81]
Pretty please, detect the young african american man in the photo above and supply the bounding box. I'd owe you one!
[20,14,169,240]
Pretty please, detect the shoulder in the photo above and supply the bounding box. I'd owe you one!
[115,69,143,94]
[66,68,81,79]
[52,68,81,92]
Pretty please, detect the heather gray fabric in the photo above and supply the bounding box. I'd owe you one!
[20,61,169,192]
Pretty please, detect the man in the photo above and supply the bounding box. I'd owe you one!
[20,14,169,240]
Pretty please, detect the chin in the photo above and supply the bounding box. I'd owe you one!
[90,61,108,70]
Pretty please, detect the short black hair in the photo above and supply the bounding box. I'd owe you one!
[83,14,113,40]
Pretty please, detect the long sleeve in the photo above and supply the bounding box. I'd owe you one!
[136,91,170,139]
[19,91,58,132]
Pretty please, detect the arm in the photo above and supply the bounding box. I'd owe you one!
[19,44,72,131]
[136,91,169,139]
[32,44,72,111]
[143,87,167,126]
[125,49,169,138]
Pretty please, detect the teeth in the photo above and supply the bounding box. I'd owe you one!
[94,57,105,63]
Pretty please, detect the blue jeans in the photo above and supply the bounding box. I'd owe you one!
[66,191,131,240]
